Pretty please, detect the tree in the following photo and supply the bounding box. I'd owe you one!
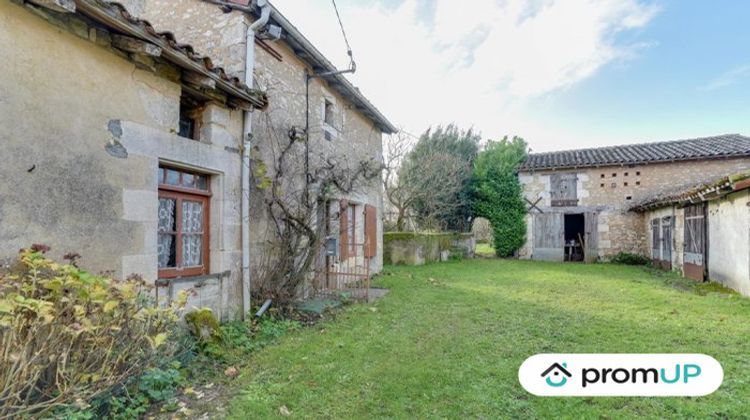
[383,131,466,232]
[400,125,480,231]
[472,136,528,257]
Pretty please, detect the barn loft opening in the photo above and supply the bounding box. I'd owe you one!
[564,213,585,262]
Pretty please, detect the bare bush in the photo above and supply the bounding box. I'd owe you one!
[0,247,185,418]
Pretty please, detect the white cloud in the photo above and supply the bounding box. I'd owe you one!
[269,0,659,150]
[700,64,750,92]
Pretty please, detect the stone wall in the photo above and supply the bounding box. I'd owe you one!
[0,2,247,320]
[520,157,750,260]
[384,233,475,266]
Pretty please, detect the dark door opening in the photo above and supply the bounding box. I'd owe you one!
[564,214,585,262]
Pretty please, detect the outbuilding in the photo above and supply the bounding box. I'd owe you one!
[631,173,750,296]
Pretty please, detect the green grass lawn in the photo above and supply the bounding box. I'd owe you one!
[228,260,750,418]
[474,242,496,257]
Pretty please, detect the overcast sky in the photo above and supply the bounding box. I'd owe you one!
[270,0,750,152]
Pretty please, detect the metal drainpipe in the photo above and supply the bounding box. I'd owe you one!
[241,0,271,319]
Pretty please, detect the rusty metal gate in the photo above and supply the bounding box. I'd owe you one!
[684,204,707,281]
[314,242,371,301]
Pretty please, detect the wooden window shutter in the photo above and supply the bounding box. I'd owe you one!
[339,200,349,259]
[364,204,377,258]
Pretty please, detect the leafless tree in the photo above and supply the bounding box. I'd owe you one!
[250,114,381,307]
[383,132,466,231]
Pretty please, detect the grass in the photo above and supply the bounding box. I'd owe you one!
[474,242,496,257]
[227,260,750,418]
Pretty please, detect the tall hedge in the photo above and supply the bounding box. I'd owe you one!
[472,137,528,257]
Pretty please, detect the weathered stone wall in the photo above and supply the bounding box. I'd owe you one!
[0,2,246,320]
[143,0,248,78]
[140,0,386,277]
[520,157,750,260]
[384,233,475,266]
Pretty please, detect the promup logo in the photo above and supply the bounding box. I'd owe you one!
[541,362,571,387]
[520,354,723,397]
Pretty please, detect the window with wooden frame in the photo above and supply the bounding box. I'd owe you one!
[157,166,210,278]
[178,95,205,141]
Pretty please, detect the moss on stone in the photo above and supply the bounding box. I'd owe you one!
[185,308,223,345]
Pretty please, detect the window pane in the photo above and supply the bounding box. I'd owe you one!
[165,169,180,186]
[158,234,176,268]
[182,201,204,233]
[183,173,195,188]
[158,199,176,232]
[196,175,208,191]
[182,234,202,267]
[158,167,165,184]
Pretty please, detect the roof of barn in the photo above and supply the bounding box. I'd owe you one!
[520,134,750,171]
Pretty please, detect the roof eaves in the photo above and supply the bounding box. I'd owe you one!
[74,0,268,110]
[629,172,750,212]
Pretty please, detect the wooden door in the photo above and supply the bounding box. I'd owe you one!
[684,204,707,281]
[660,216,673,270]
[584,212,598,263]
[533,213,564,261]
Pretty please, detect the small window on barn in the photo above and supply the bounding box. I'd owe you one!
[600,183,605,188]
[624,182,629,187]
[179,95,204,141]
[601,174,605,179]
[636,181,641,186]
[626,196,632,200]
[636,171,641,176]
[612,173,617,177]
[624,172,629,177]
[158,166,210,279]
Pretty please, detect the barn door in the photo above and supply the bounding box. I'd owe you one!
[660,216,673,270]
[584,212,598,263]
[684,204,707,281]
[533,213,564,261]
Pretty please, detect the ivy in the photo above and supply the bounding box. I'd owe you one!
[472,137,529,257]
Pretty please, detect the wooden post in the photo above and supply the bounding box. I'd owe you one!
[112,35,162,57]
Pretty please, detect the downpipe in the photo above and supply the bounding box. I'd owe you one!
[242,0,271,319]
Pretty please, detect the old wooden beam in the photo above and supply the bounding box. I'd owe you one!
[112,34,162,57]
[28,0,75,13]
[183,71,216,89]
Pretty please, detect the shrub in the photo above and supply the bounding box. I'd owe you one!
[0,247,186,418]
[472,137,528,257]
[610,252,651,266]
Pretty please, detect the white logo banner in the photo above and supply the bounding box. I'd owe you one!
[519,354,723,397]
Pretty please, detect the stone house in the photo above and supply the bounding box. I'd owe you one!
[135,0,396,296]
[518,135,750,264]
[0,0,269,320]
[631,173,750,296]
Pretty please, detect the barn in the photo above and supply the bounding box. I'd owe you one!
[518,134,750,264]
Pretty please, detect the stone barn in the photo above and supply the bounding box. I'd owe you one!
[518,135,750,263]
